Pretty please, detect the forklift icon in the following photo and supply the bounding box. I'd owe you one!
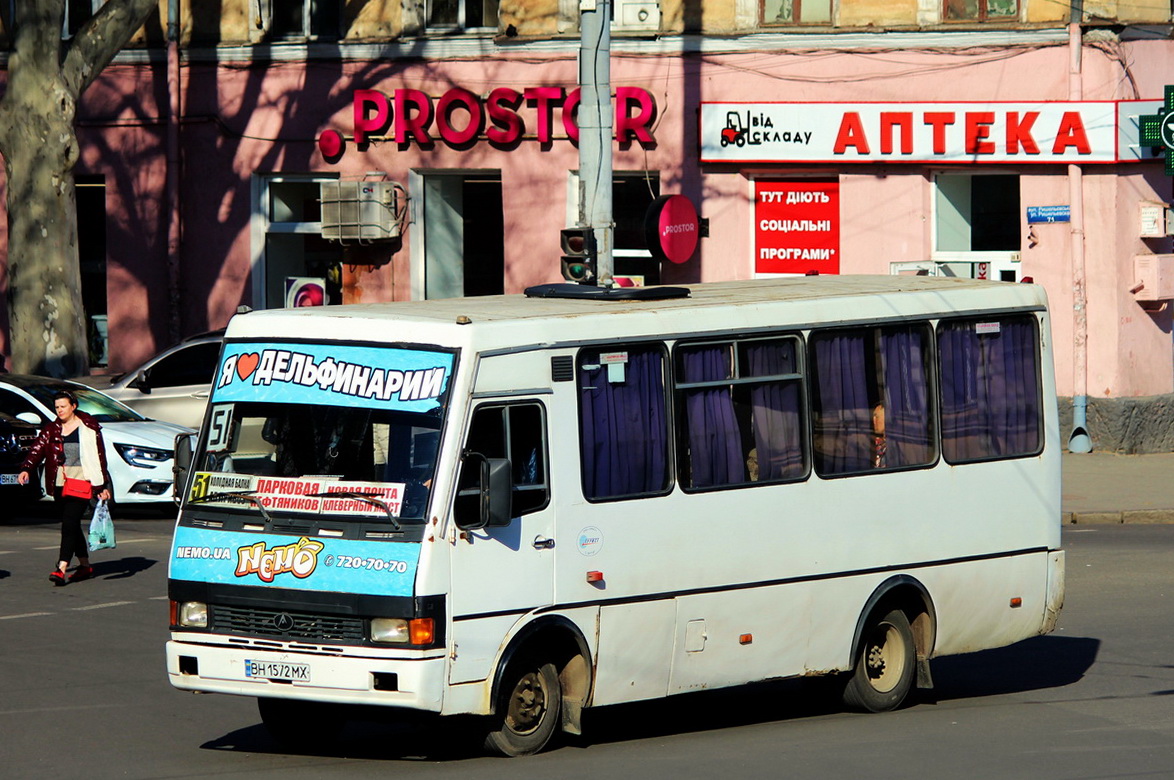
[721,111,748,147]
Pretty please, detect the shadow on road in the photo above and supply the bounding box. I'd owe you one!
[92,556,158,580]
[929,634,1100,702]
[2,502,177,527]
[197,634,1098,761]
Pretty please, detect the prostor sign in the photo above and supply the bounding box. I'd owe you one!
[702,102,1120,164]
[320,86,656,159]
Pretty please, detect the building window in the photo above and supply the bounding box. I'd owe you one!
[935,174,1020,252]
[933,173,1022,280]
[255,176,343,310]
[567,172,661,285]
[64,0,102,37]
[256,0,342,40]
[761,0,832,25]
[943,0,1018,21]
[428,0,499,30]
[77,175,107,367]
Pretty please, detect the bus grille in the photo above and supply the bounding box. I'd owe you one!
[210,605,365,644]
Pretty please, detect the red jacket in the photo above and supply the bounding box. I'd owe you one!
[21,411,112,496]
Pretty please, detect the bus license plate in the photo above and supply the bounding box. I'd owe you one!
[0,474,20,485]
[244,659,311,682]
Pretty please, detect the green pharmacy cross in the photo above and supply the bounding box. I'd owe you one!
[1140,85,1174,176]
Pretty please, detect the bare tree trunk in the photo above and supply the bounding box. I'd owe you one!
[0,0,156,376]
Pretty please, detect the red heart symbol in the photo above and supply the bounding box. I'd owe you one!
[236,353,260,381]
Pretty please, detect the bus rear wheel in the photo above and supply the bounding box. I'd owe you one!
[842,609,915,713]
[484,657,562,757]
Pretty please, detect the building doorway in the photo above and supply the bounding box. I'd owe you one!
[414,172,504,300]
[77,175,108,366]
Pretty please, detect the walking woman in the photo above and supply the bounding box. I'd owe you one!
[17,390,113,585]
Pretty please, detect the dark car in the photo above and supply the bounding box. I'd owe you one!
[0,410,44,504]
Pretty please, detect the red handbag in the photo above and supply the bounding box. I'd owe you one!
[62,478,93,499]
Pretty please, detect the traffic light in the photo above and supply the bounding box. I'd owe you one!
[560,227,597,284]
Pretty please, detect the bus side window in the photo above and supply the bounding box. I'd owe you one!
[675,336,807,490]
[810,324,935,476]
[939,316,1041,463]
[454,402,550,524]
[578,345,671,501]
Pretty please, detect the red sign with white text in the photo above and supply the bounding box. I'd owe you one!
[755,180,839,275]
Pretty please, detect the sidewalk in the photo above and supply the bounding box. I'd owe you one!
[1063,451,1174,524]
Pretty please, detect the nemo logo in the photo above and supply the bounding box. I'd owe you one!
[236,537,324,583]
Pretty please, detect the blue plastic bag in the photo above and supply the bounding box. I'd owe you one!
[87,499,116,551]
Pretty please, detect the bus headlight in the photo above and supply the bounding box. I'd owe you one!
[371,618,410,643]
[370,617,434,645]
[177,601,208,628]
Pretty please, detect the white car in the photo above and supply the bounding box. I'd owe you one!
[0,375,194,504]
[72,330,222,430]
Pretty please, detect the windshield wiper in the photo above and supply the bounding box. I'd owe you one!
[187,490,273,524]
[306,490,401,531]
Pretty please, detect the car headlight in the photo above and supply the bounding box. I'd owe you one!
[115,443,171,468]
[177,601,208,628]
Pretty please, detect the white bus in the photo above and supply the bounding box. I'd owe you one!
[166,276,1064,755]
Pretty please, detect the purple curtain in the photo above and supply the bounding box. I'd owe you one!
[579,348,668,499]
[745,341,804,480]
[681,346,744,488]
[881,327,932,467]
[940,319,1039,461]
[812,332,871,474]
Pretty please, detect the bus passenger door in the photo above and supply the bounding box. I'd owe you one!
[448,400,554,685]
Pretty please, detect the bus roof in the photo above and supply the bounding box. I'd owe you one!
[225,276,1048,349]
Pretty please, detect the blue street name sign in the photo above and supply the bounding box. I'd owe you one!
[1027,205,1071,224]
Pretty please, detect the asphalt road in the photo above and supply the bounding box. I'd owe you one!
[1,514,1172,779]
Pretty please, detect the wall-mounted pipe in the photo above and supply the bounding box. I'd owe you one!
[1067,6,1092,453]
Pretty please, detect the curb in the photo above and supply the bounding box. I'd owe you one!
[1065,510,1174,525]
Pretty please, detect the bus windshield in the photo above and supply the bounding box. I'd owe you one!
[193,402,442,521]
[187,340,455,522]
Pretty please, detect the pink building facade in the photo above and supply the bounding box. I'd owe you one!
[3,27,1174,415]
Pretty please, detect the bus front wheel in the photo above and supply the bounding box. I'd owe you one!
[842,609,915,713]
[484,657,562,757]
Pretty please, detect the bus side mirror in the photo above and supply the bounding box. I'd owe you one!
[455,452,512,530]
[173,432,196,505]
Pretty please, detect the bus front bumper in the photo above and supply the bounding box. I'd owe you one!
[166,638,446,711]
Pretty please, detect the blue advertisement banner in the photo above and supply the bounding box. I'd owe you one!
[169,525,420,596]
[212,342,454,413]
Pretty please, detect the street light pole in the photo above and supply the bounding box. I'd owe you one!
[578,0,614,286]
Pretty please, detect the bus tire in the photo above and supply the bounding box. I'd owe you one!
[257,697,344,749]
[842,609,916,713]
[484,657,562,757]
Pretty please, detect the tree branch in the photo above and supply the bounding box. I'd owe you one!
[61,0,157,96]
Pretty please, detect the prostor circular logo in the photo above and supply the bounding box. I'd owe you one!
[644,195,700,265]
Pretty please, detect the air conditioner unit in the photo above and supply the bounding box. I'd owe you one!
[320,181,405,243]
[1132,254,1174,301]
[613,0,659,31]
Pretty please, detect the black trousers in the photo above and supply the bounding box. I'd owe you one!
[56,493,91,564]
